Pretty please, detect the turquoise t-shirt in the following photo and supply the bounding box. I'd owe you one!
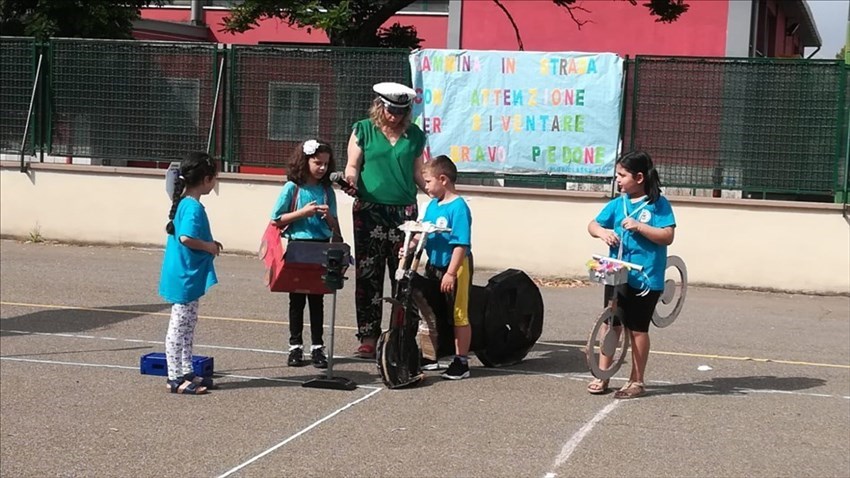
[595,194,676,291]
[422,196,472,269]
[270,182,337,240]
[159,197,218,304]
[353,118,426,206]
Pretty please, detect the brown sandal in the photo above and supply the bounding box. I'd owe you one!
[587,378,610,395]
[613,381,646,399]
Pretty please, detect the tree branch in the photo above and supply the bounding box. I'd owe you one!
[552,0,592,29]
[564,4,591,29]
[492,0,524,51]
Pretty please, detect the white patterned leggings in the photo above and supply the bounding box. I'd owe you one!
[165,301,199,381]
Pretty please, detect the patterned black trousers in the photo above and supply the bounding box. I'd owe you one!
[352,199,417,339]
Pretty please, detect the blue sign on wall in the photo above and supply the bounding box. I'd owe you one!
[410,49,624,176]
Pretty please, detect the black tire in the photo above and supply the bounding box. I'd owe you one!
[376,328,423,389]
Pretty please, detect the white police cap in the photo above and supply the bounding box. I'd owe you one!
[372,82,416,108]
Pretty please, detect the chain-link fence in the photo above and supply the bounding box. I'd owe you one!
[628,56,845,199]
[0,37,38,155]
[227,45,410,170]
[2,38,847,202]
[48,38,219,165]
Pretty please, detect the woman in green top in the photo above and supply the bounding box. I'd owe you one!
[342,82,427,358]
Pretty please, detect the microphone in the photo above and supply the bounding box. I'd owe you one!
[329,171,357,195]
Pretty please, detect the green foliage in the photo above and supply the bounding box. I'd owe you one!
[376,22,421,49]
[222,0,421,47]
[0,0,165,39]
[223,0,688,48]
[28,222,43,243]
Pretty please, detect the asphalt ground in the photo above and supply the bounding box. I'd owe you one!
[1,239,848,478]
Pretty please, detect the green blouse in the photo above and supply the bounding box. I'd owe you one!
[353,119,426,205]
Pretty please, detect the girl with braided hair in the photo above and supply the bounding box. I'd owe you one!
[159,152,222,395]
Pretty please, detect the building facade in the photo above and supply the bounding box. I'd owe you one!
[137,0,821,58]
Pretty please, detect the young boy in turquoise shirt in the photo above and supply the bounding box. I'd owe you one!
[418,155,473,380]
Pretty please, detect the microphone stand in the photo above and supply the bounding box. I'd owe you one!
[303,245,357,391]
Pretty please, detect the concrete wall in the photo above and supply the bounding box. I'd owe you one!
[2,162,848,294]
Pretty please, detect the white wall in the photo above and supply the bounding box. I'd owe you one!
[2,162,848,294]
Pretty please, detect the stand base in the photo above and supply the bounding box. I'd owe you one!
[302,375,357,391]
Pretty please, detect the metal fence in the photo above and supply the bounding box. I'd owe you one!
[628,56,846,200]
[226,45,409,170]
[0,38,37,155]
[1,36,847,203]
[47,38,220,164]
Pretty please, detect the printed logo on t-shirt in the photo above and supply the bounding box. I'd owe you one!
[436,216,449,228]
[638,210,652,223]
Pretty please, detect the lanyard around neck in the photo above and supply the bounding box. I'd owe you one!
[622,194,649,219]
[617,194,648,260]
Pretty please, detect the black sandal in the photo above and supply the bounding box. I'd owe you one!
[183,373,217,390]
[167,378,208,395]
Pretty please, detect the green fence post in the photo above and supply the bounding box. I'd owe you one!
[835,61,847,204]
[613,55,630,197]
[45,39,53,157]
[844,5,850,211]
[629,56,640,152]
[32,38,40,163]
[225,45,237,170]
[208,45,223,161]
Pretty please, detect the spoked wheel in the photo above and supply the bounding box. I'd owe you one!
[585,307,630,380]
[652,255,688,328]
[376,298,423,389]
[376,329,423,389]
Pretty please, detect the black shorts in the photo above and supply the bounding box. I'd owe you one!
[603,285,661,333]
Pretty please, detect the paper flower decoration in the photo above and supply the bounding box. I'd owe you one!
[303,140,320,156]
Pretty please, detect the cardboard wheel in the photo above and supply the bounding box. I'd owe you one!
[651,255,688,328]
[376,329,423,389]
[472,269,543,368]
[585,307,630,380]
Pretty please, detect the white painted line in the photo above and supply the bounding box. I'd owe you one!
[4,329,846,400]
[482,365,674,385]
[0,329,371,359]
[216,387,382,478]
[0,357,137,370]
[0,356,381,391]
[645,390,850,401]
[545,402,621,477]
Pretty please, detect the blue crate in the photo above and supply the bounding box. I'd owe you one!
[140,352,214,377]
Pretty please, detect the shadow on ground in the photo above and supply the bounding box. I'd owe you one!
[649,375,829,397]
[214,369,385,390]
[0,303,170,336]
[475,341,589,376]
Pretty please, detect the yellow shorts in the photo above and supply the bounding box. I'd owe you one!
[425,255,473,327]
[452,256,472,327]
